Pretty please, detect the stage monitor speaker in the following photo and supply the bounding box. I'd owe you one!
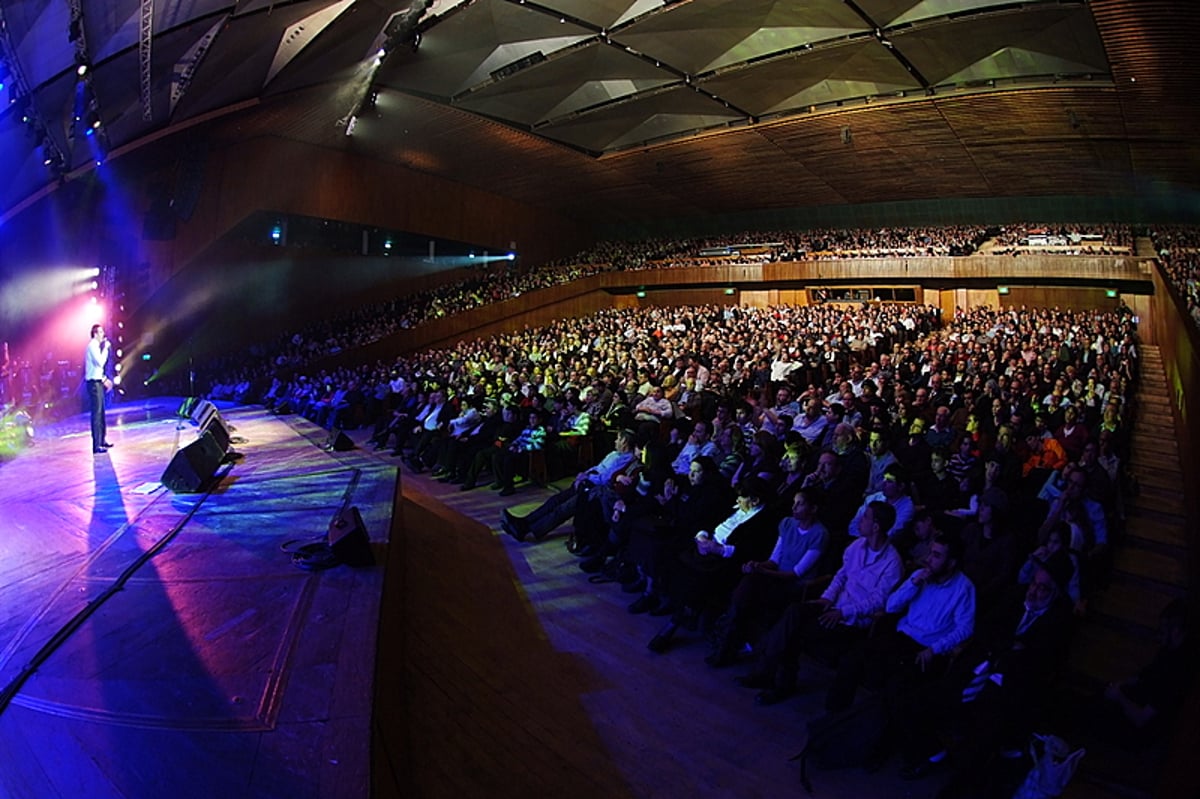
[190,398,215,425]
[328,505,373,567]
[161,431,224,492]
[192,399,231,453]
[328,430,355,451]
[201,413,232,454]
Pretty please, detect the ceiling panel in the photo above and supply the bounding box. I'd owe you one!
[0,0,1196,225]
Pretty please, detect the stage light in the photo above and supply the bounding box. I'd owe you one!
[114,375,122,386]
[116,349,123,358]
[141,353,152,361]
[76,62,88,77]
[90,280,98,290]
[114,363,121,372]
[506,253,515,261]
[117,321,124,329]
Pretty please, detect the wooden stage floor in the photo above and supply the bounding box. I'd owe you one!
[0,399,396,799]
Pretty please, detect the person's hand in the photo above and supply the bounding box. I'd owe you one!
[102,378,113,391]
[915,647,936,672]
[818,607,844,628]
[742,561,758,574]
[911,568,931,586]
[1032,545,1049,560]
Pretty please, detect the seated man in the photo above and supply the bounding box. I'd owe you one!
[849,464,915,540]
[669,419,720,478]
[625,456,733,616]
[633,384,674,430]
[899,555,1075,792]
[430,395,483,478]
[500,429,637,543]
[646,477,779,654]
[735,500,903,705]
[705,486,830,668]
[546,395,592,477]
[1038,463,1108,552]
[489,409,547,497]
[825,531,975,714]
[1090,598,1193,750]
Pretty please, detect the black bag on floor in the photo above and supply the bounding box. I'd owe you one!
[791,696,887,794]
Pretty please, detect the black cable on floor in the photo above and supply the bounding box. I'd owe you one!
[0,460,235,717]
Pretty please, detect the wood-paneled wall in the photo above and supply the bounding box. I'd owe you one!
[762,256,1149,283]
[999,287,1121,312]
[147,137,594,286]
[1145,259,1200,799]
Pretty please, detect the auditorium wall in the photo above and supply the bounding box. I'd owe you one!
[143,136,592,292]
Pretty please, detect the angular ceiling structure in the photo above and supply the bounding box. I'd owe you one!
[386,0,1110,154]
[0,0,1197,225]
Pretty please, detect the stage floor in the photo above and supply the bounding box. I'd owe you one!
[0,398,397,799]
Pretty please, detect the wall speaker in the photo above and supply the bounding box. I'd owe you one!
[161,431,224,492]
[328,505,373,567]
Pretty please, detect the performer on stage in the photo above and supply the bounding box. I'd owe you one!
[85,324,114,454]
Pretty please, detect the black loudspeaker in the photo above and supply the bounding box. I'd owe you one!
[161,431,224,492]
[202,413,232,454]
[328,505,373,567]
[192,399,231,453]
[190,398,214,425]
[328,430,355,451]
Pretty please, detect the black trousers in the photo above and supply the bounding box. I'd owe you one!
[87,379,107,450]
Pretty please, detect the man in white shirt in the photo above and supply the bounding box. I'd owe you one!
[737,501,903,705]
[84,324,113,454]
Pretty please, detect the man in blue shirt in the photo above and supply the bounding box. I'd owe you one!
[826,532,975,713]
[501,429,637,542]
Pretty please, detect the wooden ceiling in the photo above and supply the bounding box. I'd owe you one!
[125,0,1200,228]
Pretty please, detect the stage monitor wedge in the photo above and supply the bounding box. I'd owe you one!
[161,431,224,492]
[328,505,373,567]
[192,399,231,453]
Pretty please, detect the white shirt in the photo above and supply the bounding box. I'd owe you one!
[85,337,108,381]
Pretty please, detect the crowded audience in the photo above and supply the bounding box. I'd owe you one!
[241,296,1154,793]
[114,208,1190,795]
[1151,224,1200,328]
